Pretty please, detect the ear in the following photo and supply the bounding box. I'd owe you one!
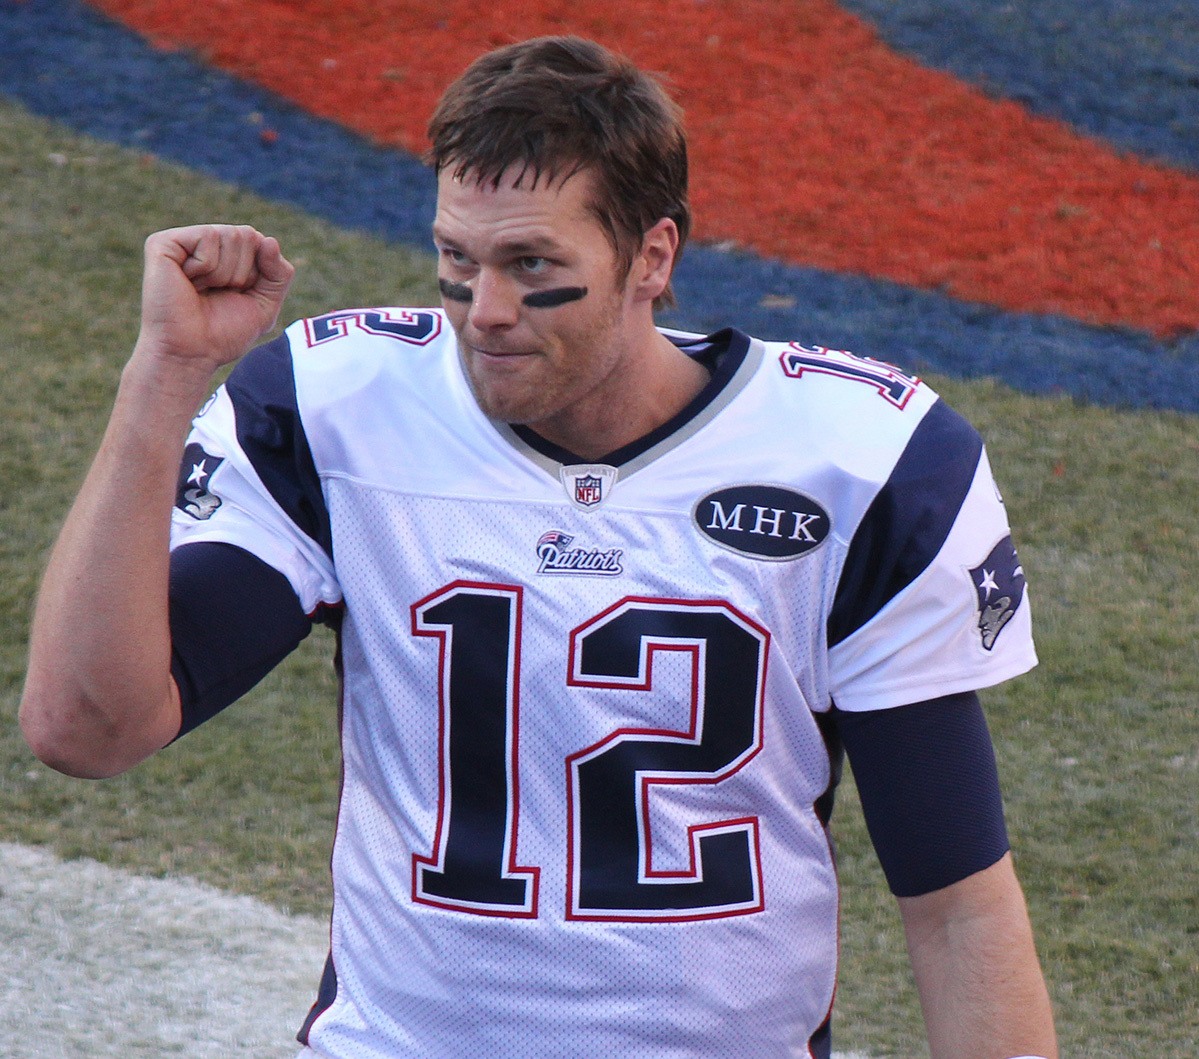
[629,218,679,305]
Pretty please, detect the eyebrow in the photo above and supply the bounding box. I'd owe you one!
[497,236,561,257]
[432,227,563,259]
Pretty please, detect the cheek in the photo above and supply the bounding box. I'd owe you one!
[541,313,623,385]
[556,292,623,347]
[442,299,470,338]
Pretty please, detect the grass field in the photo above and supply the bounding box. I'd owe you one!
[1,98,1196,1057]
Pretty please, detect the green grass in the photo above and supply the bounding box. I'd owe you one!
[1,97,1196,1057]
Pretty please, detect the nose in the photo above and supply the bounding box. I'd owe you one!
[468,269,521,330]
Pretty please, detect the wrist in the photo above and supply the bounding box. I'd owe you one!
[106,347,222,462]
[122,339,223,409]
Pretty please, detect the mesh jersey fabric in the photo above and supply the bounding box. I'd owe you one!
[169,309,1036,1058]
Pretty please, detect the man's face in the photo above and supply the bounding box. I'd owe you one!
[433,166,644,442]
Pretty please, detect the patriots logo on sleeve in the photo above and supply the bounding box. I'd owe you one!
[970,536,1026,650]
[175,443,225,521]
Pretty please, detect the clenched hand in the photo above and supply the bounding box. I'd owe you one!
[137,224,295,374]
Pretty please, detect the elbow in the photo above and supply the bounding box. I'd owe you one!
[19,678,174,779]
[23,740,123,780]
[20,695,126,778]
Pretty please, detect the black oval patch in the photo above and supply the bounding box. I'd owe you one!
[694,484,830,560]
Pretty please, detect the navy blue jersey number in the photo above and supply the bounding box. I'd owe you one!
[411,584,539,917]
[411,587,767,922]
[780,343,920,408]
[304,309,442,347]
[567,600,767,921]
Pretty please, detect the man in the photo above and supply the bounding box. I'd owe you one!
[21,36,1056,1059]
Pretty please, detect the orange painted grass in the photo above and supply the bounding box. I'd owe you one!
[89,0,1199,336]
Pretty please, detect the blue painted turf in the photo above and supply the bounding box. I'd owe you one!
[839,0,1199,174]
[3,0,1197,413]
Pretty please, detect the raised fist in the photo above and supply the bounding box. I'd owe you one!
[137,224,295,373]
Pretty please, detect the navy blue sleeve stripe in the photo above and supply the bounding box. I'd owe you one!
[828,399,983,648]
[835,692,1010,897]
[224,333,333,559]
[169,542,314,736]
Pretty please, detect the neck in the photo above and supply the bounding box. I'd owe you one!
[530,330,711,461]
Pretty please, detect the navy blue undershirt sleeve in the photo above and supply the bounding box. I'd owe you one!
[835,691,1010,897]
[169,541,314,737]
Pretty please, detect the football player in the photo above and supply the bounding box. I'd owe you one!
[22,36,1056,1059]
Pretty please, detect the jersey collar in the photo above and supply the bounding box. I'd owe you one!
[493,328,760,479]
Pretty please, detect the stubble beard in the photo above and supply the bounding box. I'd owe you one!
[452,301,626,431]
[455,338,551,425]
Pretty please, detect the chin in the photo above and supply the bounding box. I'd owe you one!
[469,383,550,426]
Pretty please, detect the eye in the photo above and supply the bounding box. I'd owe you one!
[441,247,470,268]
[517,256,550,275]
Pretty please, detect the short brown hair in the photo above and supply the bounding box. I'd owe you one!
[427,36,690,307]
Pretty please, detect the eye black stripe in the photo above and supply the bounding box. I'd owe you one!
[523,286,588,308]
[438,278,473,303]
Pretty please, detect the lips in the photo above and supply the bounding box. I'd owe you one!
[469,344,535,359]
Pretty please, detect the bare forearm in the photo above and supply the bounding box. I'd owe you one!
[899,854,1057,1059]
[20,351,216,776]
[21,225,295,777]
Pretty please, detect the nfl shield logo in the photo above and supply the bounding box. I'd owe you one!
[574,475,604,507]
[560,464,619,510]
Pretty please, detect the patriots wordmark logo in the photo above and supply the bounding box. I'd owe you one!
[694,484,830,561]
[970,535,1026,651]
[559,464,619,510]
[175,443,225,521]
[536,530,624,576]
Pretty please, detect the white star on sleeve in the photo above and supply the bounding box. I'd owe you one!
[187,461,209,486]
[977,569,999,599]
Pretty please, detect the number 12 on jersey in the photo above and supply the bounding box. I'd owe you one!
[411,583,769,923]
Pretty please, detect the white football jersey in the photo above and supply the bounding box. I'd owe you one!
[171,309,1035,1059]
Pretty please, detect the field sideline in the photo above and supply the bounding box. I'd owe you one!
[1,844,327,1059]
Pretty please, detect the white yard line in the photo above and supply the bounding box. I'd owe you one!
[1,843,877,1058]
[1,843,326,1058]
